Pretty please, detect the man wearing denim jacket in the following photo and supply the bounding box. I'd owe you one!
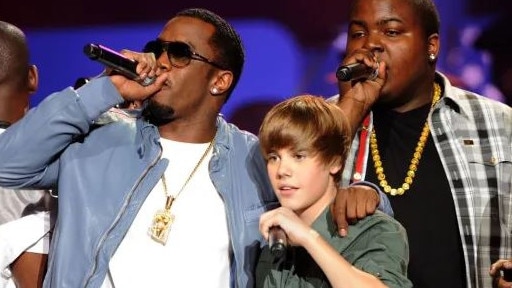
[0,8,391,288]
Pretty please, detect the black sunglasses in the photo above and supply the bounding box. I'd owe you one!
[143,39,226,70]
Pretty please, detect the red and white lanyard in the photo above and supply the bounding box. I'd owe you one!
[351,114,372,183]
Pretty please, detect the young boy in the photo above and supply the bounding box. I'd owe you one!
[256,95,411,288]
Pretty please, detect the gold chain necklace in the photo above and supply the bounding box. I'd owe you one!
[370,82,441,196]
[148,138,215,245]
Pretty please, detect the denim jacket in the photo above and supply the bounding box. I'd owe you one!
[0,77,278,287]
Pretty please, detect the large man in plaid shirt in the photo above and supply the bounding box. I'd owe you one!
[333,0,512,287]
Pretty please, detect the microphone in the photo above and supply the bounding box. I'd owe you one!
[504,268,512,282]
[269,226,287,258]
[83,43,155,86]
[336,62,378,82]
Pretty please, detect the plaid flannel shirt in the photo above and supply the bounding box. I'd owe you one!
[340,72,512,288]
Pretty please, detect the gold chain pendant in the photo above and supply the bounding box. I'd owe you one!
[148,196,175,245]
[371,82,441,196]
[148,138,215,244]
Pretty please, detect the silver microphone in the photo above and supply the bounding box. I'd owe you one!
[269,226,287,258]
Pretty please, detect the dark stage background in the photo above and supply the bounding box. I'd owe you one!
[2,0,509,46]
[1,0,361,47]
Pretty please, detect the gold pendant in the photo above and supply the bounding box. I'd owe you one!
[149,209,174,245]
[148,196,175,245]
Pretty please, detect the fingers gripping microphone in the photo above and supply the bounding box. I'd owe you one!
[269,226,287,258]
[336,62,378,82]
[83,43,155,86]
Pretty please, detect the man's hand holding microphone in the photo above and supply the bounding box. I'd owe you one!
[83,43,167,104]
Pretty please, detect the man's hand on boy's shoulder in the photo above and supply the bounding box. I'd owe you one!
[331,184,380,237]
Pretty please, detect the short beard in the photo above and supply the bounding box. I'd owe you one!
[142,98,175,126]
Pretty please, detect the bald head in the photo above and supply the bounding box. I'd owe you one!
[0,21,29,87]
[0,21,38,125]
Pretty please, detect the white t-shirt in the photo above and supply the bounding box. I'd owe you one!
[0,128,53,288]
[104,138,230,288]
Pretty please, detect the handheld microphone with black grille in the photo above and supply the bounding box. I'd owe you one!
[269,226,287,258]
[83,43,155,86]
[336,62,378,82]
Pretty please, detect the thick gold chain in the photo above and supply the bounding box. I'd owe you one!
[370,83,441,196]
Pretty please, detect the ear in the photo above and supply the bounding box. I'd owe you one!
[27,64,39,94]
[427,33,440,61]
[329,156,343,175]
[209,70,233,96]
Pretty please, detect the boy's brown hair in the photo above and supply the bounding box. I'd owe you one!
[259,94,351,183]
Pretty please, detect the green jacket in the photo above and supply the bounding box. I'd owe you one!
[255,209,412,288]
